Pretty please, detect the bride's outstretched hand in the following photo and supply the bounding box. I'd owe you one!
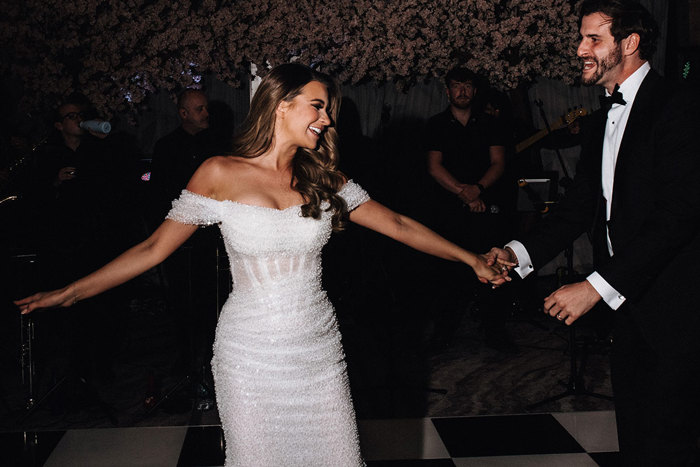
[473,254,513,285]
[14,287,76,315]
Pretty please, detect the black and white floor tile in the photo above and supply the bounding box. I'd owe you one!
[3,410,619,467]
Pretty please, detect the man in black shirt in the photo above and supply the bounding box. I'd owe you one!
[148,89,219,409]
[423,68,513,350]
[29,95,134,408]
[425,68,507,215]
[149,89,212,222]
[33,97,133,284]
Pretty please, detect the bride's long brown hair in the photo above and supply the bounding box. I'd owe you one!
[229,63,347,230]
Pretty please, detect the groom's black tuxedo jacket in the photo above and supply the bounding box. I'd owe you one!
[519,70,700,355]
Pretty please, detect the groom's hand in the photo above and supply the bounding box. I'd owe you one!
[485,247,518,268]
[484,247,518,287]
[544,281,601,325]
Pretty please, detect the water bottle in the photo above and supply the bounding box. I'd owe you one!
[80,120,111,134]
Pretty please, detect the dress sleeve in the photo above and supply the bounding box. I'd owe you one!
[338,180,370,211]
[166,190,221,226]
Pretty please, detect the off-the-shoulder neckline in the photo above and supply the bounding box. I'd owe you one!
[180,181,355,212]
[181,189,302,212]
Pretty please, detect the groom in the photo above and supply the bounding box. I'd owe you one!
[488,1,700,464]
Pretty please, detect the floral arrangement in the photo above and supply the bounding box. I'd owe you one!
[0,0,581,116]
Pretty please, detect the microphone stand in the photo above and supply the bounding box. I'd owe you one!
[534,99,573,188]
[526,244,613,410]
[523,104,611,409]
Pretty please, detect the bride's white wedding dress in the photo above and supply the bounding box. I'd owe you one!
[166,181,369,467]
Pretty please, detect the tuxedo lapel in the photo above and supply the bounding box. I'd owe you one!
[588,111,607,241]
[609,71,661,218]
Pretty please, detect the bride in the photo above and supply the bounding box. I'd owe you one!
[16,63,511,466]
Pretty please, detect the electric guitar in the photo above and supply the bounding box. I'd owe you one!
[515,107,587,154]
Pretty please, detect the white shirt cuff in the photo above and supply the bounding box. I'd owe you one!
[586,272,626,310]
[505,240,535,279]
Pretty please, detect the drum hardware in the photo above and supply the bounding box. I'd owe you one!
[13,253,74,424]
[12,253,118,426]
[526,244,613,410]
[144,231,230,416]
[10,253,39,413]
[20,315,35,410]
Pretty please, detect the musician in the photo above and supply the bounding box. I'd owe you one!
[31,96,132,273]
[28,95,134,406]
[423,68,513,351]
[147,89,219,409]
[149,89,214,224]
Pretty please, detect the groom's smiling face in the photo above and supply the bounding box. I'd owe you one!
[577,12,624,90]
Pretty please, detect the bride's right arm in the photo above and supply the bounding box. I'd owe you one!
[15,220,198,314]
[16,156,231,314]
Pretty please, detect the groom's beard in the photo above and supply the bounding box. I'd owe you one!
[581,44,623,86]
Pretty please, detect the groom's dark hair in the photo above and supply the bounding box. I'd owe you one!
[580,0,659,61]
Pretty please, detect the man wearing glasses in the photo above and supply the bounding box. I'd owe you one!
[28,95,134,412]
[50,104,89,185]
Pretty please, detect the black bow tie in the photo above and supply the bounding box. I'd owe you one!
[599,84,626,111]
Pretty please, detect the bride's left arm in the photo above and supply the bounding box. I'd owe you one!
[348,200,510,283]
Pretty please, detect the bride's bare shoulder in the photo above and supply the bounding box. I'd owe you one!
[201,154,247,169]
[186,155,248,199]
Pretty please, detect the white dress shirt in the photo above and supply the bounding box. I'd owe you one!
[508,62,651,310]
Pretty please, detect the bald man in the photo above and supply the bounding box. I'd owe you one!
[150,90,212,218]
[147,89,219,410]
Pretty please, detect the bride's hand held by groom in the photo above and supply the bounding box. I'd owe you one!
[482,246,519,287]
[473,251,516,286]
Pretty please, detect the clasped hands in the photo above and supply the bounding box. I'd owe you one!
[456,184,485,213]
[474,253,515,288]
[483,247,601,325]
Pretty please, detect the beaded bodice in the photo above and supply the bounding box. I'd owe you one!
[166,181,370,296]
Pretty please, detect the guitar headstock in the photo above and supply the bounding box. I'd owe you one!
[563,106,587,125]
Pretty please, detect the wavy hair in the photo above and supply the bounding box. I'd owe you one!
[230,63,347,230]
[580,0,658,61]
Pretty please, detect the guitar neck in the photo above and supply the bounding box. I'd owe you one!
[515,128,552,153]
[516,107,587,154]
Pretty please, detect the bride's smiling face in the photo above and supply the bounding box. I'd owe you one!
[277,80,331,150]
